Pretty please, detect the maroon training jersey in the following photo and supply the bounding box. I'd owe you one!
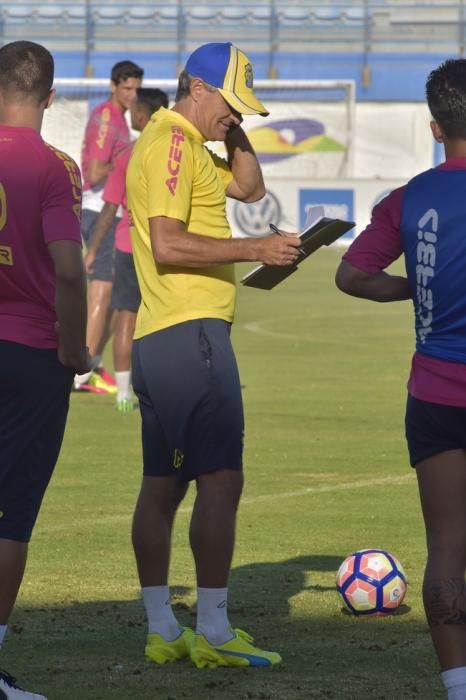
[0,125,82,349]
[81,100,129,195]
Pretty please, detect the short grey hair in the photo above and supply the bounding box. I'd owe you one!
[175,70,217,102]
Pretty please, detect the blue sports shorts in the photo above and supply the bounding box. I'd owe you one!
[405,394,466,467]
[110,249,141,313]
[131,319,244,481]
[0,341,74,542]
[81,208,117,282]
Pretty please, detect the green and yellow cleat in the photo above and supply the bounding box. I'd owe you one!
[190,628,282,669]
[145,627,194,665]
[86,371,118,395]
[116,397,136,412]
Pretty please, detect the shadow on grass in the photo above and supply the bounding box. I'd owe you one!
[229,554,342,616]
[4,554,439,700]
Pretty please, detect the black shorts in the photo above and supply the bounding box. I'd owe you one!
[131,319,244,481]
[110,249,141,313]
[0,341,74,542]
[81,208,118,282]
[405,394,466,467]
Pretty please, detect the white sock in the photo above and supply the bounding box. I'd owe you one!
[442,667,466,699]
[142,586,181,641]
[74,370,93,386]
[0,625,7,648]
[74,354,101,387]
[115,370,131,401]
[196,587,232,645]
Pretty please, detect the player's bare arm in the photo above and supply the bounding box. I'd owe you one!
[224,126,265,203]
[150,216,301,267]
[335,259,411,302]
[86,158,113,187]
[48,239,90,373]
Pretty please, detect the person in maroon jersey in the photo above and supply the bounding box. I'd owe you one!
[76,59,143,394]
[0,41,89,699]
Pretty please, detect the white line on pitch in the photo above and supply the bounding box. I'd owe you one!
[178,473,415,513]
[241,321,297,339]
[40,473,415,532]
[240,320,384,346]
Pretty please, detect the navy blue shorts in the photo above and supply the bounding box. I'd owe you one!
[405,394,466,467]
[0,341,74,542]
[110,249,141,313]
[81,208,117,282]
[131,319,244,481]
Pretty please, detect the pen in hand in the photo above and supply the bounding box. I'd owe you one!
[269,223,306,256]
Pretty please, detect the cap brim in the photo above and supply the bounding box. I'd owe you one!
[218,88,269,117]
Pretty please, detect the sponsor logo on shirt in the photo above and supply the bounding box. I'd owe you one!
[165,126,184,196]
[0,246,12,265]
[416,208,438,344]
[97,107,111,149]
[48,145,82,220]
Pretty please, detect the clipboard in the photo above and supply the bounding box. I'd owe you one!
[241,210,355,290]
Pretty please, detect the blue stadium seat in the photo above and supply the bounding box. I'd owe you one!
[36,6,65,24]
[93,6,126,24]
[66,6,87,24]
[159,5,180,22]
[252,5,272,22]
[4,6,34,22]
[280,6,312,25]
[220,7,249,23]
[276,5,313,45]
[188,6,218,23]
[2,5,36,43]
[128,6,157,24]
[344,7,366,26]
[202,6,260,47]
[312,7,342,25]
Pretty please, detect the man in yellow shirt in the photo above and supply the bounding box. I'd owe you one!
[127,41,300,668]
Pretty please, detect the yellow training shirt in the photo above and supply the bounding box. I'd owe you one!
[126,107,236,337]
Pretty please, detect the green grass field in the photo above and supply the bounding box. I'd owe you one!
[3,248,444,699]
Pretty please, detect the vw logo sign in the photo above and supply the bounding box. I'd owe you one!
[233,190,282,237]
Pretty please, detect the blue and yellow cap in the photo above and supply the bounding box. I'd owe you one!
[185,42,269,117]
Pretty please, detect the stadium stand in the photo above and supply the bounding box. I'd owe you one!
[0,0,465,99]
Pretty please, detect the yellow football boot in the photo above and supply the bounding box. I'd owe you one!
[190,628,281,668]
[145,627,194,664]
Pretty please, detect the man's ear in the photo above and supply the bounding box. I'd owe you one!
[430,120,444,143]
[189,78,205,103]
[45,88,56,110]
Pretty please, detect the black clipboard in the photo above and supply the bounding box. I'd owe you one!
[240,216,355,290]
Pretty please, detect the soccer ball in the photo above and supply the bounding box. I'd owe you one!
[336,548,407,616]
